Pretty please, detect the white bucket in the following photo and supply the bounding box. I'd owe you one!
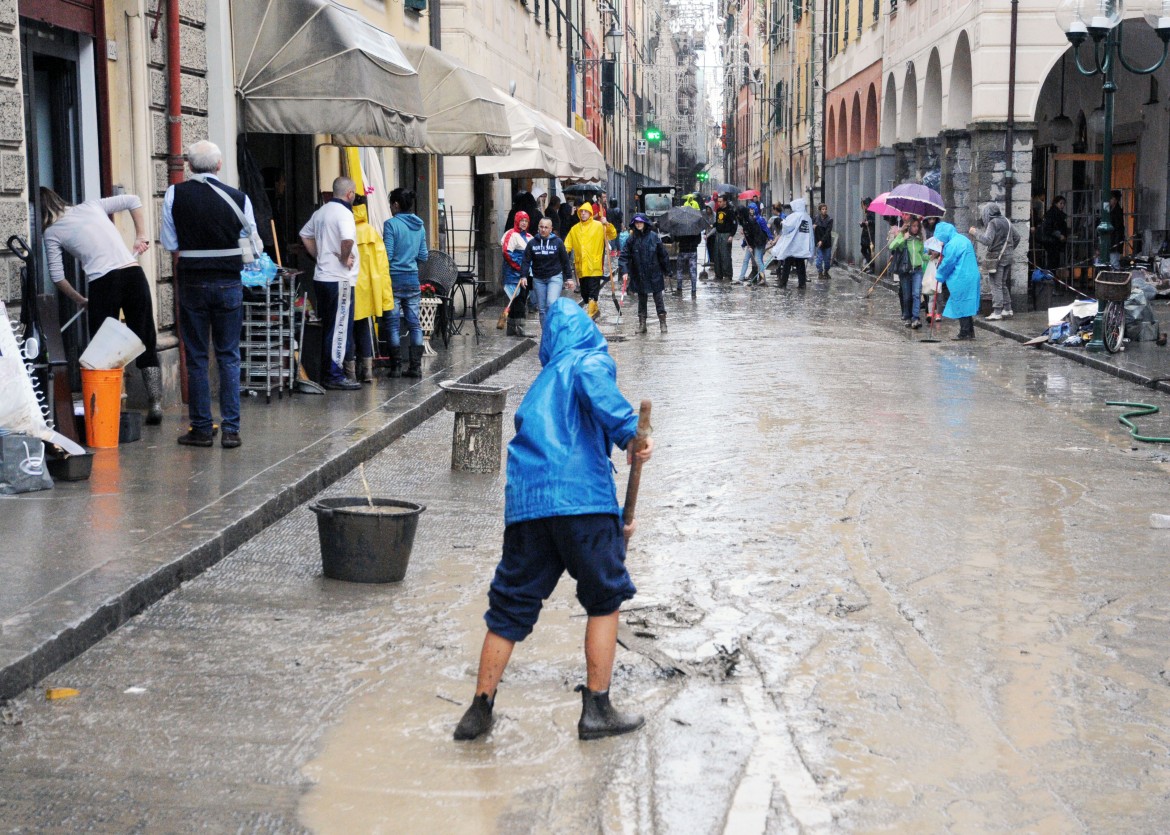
[79,317,146,370]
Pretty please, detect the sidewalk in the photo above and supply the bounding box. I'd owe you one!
[0,329,534,700]
[849,266,1170,394]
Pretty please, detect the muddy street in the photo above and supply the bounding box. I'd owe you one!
[4,275,1170,832]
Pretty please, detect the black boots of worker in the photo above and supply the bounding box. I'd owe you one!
[453,686,643,741]
[141,366,164,425]
[575,685,644,741]
[404,344,423,378]
[506,318,527,338]
[453,692,495,741]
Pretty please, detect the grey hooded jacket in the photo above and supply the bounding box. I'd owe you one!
[973,203,1020,268]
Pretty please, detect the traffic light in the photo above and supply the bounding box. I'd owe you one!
[645,124,662,142]
[696,171,709,182]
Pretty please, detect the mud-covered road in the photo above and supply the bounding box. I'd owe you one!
[5,275,1170,833]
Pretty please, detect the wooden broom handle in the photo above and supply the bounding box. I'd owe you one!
[622,400,653,529]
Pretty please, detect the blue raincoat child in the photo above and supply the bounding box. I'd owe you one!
[454,297,654,743]
[933,222,981,340]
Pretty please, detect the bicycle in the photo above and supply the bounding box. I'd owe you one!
[1094,270,1132,354]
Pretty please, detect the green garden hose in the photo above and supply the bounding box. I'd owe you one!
[1106,401,1170,443]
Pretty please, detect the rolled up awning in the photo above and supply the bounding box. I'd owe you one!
[398,44,510,157]
[475,91,562,179]
[231,0,426,148]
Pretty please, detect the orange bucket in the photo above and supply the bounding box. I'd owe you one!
[81,368,124,449]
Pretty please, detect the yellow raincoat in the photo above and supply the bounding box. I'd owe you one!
[353,203,393,320]
[563,204,616,278]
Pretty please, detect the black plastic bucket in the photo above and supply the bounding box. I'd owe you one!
[309,498,426,583]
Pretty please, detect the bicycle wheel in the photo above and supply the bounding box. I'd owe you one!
[1103,300,1126,353]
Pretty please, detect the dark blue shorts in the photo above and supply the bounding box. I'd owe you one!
[485,514,636,642]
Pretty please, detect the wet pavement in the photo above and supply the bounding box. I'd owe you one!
[6,267,1170,831]
[0,329,533,701]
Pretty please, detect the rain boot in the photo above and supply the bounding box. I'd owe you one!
[358,357,374,384]
[658,313,668,333]
[506,318,527,338]
[141,366,164,426]
[453,692,494,741]
[637,316,647,334]
[386,345,403,378]
[404,344,423,378]
[575,685,644,741]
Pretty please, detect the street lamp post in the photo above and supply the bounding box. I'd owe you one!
[1055,0,1170,351]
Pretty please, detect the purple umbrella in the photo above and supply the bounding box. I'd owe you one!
[885,183,946,218]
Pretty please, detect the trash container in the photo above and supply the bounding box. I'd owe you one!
[439,381,512,473]
[81,368,123,449]
[1033,278,1053,312]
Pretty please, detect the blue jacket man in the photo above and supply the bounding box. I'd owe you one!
[455,297,654,743]
[381,188,429,376]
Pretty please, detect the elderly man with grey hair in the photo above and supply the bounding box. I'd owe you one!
[299,176,361,390]
[161,139,261,449]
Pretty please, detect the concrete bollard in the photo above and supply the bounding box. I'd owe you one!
[438,381,512,473]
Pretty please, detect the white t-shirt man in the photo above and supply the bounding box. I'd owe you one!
[299,201,359,282]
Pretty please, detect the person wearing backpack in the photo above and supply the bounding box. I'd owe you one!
[735,202,771,285]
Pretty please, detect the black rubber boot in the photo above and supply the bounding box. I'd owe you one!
[658,313,668,333]
[386,345,403,378]
[404,344,423,378]
[636,316,647,334]
[506,318,527,337]
[575,685,644,741]
[453,693,494,741]
[141,366,164,425]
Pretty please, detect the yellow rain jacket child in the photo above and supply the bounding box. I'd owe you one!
[563,203,616,319]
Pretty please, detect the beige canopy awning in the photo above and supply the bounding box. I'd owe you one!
[475,91,562,179]
[398,44,510,157]
[231,0,426,148]
[548,123,606,183]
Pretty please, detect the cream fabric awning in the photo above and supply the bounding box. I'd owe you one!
[549,123,606,183]
[398,44,510,157]
[232,0,426,148]
[475,91,562,178]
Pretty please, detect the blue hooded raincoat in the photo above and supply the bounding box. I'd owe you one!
[504,298,639,525]
[934,222,981,319]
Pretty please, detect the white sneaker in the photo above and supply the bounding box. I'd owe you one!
[1002,310,1014,319]
[986,312,1003,321]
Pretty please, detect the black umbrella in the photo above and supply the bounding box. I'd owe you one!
[562,183,605,197]
[709,183,742,198]
[658,206,709,237]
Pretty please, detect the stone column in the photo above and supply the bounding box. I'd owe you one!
[968,122,1035,309]
[0,0,25,305]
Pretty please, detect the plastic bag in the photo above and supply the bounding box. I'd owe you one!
[242,253,278,287]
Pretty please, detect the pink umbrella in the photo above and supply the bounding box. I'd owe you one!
[867,192,904,217]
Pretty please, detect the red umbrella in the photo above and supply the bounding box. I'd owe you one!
[867,192,903,218]
[738,189,760,201]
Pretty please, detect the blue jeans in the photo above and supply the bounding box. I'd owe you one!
[676,252,697,291]
[738,245,766,280]
[531,274,563,328]
[899,269,923,320]
[388,292,423,347]
[815,246,832,273]
[179,278,242,434]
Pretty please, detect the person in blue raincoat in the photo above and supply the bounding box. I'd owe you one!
[454,297,654,743]
[933,221,981,341]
